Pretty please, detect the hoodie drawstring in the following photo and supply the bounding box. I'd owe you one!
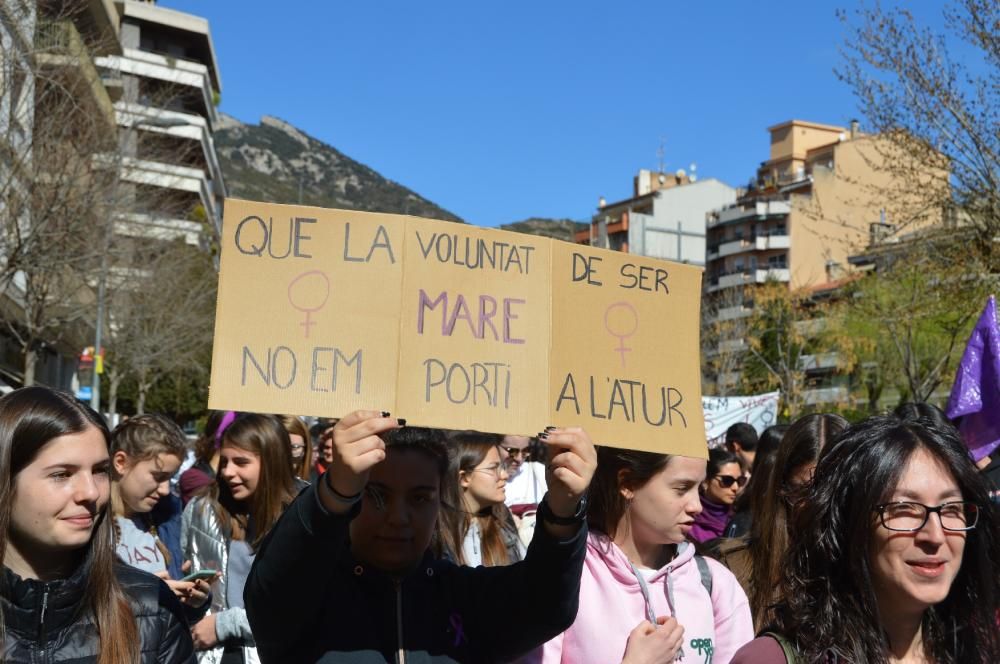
[628,562,685,661]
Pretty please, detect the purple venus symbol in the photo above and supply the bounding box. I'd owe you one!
[287,270,331,338]
[604,301,639,368]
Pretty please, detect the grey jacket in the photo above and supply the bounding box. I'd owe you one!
[181,496,260,664]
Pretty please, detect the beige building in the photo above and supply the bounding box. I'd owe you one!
[705,119,944,394]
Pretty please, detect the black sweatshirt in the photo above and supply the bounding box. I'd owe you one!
[244,482,587,663]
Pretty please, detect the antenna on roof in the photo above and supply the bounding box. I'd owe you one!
[657,136,666,174]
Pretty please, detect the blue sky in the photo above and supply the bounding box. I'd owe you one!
[165,1,942,227]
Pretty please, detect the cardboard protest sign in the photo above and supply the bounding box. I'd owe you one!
[209,198,706,456]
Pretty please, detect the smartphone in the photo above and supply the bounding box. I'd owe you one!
[180,569,218,582]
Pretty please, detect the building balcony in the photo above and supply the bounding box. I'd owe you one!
[34,20,116,132]
[754,267,790,283]
[803,386,849,405]
[574,227,592,244]
[708,199,791,228]
[755,233,790,251]
[710,230,790,261]
[706,265,790,293]
[798,352,841,372]
[116,102,226,196]
[95,48,218,127]
[719,338,747,353]
[706,269,749,293]
[119,156,219,226]
[714,304,753,323]
[115,212,204,246]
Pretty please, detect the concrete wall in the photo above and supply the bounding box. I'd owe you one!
[629,178,736,265]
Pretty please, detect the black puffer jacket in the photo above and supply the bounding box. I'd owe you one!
[1,557,196,663]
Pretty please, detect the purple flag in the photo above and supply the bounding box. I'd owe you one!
[946,295,1000,461]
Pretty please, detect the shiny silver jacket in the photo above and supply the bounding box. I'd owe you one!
[181,496,260,664]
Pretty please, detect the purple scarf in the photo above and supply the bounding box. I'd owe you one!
[690,496,731,543]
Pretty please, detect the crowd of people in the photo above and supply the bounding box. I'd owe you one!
[0,384,998,663]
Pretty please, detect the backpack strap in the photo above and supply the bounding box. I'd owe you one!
[694,554,713,597]
[762,632,797,664]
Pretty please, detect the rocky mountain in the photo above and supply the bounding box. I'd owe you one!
[215,114,463,222]
[500,217,588,242]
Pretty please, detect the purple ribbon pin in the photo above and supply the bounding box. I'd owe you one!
[449,612,466,647]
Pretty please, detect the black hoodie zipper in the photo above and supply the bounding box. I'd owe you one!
[37,583,50,660]
[393,579,405,664]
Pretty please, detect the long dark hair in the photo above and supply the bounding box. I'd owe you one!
[0,387,139,664]
[203,414,298,550]
[437,431,513,566]
[588,447,672,538]
[731,424,789,522]
[772,415,1000,662]
[748,413,847,630]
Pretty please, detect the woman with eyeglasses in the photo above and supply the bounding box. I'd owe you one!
[732,415,1000,663]
[278,414,312,482]
[437,431,525,566]
[690,447,745,543]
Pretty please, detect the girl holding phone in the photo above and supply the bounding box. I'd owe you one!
[182,413,300,663]
[0,386,194,662]
[111,414,214,615]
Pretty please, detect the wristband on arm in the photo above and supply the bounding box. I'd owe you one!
[322,472,362,505]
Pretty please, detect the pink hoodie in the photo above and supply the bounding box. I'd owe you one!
[522,532,753,664]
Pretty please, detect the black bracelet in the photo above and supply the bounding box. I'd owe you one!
[323,472,362,504]
[538,495,587,526]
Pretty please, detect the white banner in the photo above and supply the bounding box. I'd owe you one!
[702,392,780,446]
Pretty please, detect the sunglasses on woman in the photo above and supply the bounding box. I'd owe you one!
[715,474,748,489]
[503,447,531,461]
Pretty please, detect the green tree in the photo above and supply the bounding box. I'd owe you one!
[741,281,856,419]
[837,232,995,405]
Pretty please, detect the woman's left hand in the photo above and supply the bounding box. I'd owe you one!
[155,562,216,608]
[191,614,219,650]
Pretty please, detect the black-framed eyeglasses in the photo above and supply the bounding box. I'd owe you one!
[715,474,748,489]
[874,501,980,532]
[503,447,531,461]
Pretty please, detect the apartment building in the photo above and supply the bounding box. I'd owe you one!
[576,168,736,266]
[704,119,943,397]
[0,0,224,392]
[96,0,225,246]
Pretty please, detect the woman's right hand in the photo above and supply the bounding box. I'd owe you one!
[324,410,403,498]
[621,616,684,664]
